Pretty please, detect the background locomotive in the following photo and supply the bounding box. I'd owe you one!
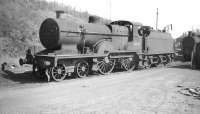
[174,31,196,61]
[20,11,175,81]
[174,31,200,69]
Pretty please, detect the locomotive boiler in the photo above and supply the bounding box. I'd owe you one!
[19,11,175,82]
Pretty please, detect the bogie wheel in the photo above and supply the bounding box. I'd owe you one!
[51,64,66,81]
[97,57,116,75]
[120,57,137,71]
[75,60,89,78]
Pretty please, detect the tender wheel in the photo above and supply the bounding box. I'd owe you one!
[167,55,172,63]
[165,55,170,64]
[120,57,137,71]
[51,64,66,81]
[143,57,151,68]
[171,54,175,61]
[97,57,116,75]
[75,60,89,78]
[159,55,168,66]
[154,55,161,66]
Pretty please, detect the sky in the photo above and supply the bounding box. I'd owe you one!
[46,0,200,38]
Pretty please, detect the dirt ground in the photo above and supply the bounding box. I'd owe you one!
[0,61,200,114]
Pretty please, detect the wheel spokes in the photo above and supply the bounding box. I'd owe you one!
[51,64,66,81]
[121,58,135,71]
[75,61,89,78]
[97,58,115,75]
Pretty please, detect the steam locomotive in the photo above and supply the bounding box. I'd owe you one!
[19,11,175,81]
[174,31,200,62]
[174,31,196,61]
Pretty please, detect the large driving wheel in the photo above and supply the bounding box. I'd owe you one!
[120,57,137,71]
[97,57,115,75]
[165,55,170,64]
[75,60,89,78]
[51,64,66,81]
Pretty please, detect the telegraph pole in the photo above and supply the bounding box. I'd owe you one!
[156,8,159,30]
[109,0,111,20]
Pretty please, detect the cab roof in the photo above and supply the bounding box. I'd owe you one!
[110,20,133,26]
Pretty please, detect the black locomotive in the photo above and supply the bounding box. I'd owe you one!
[174,31,196,61]
[20,11,175,81]
[174,31,200,62]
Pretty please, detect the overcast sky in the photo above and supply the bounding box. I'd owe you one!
[46,0,200,38]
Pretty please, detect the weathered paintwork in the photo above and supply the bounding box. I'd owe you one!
[39,18,174,56]
[20,15,176,81]
[146,30,174,54]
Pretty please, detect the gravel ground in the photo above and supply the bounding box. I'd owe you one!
[0,62,200,114]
